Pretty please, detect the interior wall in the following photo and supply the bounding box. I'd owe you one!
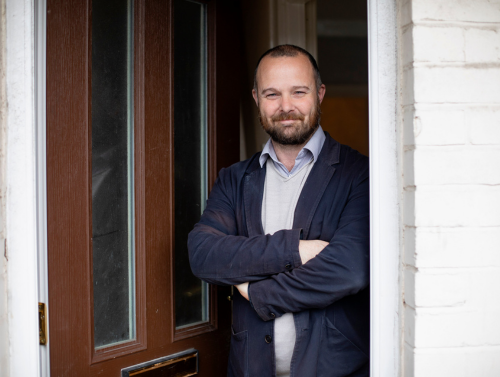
[317,0,369,156]
[321,97,369,155]
[240,0,369,159]
[240,0,274,159]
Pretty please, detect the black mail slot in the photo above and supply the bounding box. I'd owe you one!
[122,349,198,377]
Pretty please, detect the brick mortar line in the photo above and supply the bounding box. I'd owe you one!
[404,225,500,229]
[405,340,500,351]
[405,144,500,147]
[418,20,500,29]
[402,20,500,31]
[404,265,500,273]
[405,305,490,314]
[404,145,500,150]
[403,103,500,108]
[404,224,500,229]
[403,302,416,311]
[404,61,500,70]
[403,185,415,192]
[406,183,500,187]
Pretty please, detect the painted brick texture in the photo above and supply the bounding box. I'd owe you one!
[401,0,500,376]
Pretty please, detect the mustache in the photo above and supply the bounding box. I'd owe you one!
[270,113,305,122]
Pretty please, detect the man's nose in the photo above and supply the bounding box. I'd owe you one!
[280,94,294,112]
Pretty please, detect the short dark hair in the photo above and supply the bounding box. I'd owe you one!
[253,44,322,94]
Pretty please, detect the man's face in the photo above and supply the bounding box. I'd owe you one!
[252,54,326,146]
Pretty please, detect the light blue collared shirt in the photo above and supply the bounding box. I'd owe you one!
[259,126,326,178]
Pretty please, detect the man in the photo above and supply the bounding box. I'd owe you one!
[188,45,369,377]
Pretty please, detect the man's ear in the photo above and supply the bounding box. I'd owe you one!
[318,84,326,104]
[252,89,259,107]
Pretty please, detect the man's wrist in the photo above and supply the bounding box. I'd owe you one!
[235,282,249,301]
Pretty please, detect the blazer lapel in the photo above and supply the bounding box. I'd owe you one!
[293,133,340,239]
[243,159,267,237]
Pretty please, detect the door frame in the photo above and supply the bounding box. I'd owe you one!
[367,0,401,376]
[2,0,401,375]
[35,0,50,375]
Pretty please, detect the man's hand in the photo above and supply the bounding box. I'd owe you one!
[235,282,249,301]
[234,241,328,301]
[299,240,329,265]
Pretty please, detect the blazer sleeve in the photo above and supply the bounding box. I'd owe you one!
[247,166,369,321]
[188,168,302,286]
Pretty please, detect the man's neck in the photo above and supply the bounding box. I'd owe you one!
[272,140,307,172]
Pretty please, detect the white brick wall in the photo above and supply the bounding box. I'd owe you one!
[413,346,500,377]
[468,107,500,144]
[411,0,500,23]
[400,0,500,375]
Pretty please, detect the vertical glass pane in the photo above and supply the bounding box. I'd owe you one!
[91,0,135,348]
[174,0,208,329]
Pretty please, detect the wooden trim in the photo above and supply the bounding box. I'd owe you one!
[47,0,92,372]
[173,287,218,342]
[91,0,147,364]
[168,0,176,344]
[143,0,175,353]
[207,0,217,190]
[134,0,148,358]
[88,0,95,364]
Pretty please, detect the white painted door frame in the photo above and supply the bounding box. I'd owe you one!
[26,0,401,376]
[367,0,401,376]
[35,0,50,376]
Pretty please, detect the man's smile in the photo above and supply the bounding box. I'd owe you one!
[277,119,298,125]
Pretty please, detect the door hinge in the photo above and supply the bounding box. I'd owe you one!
[39,302,47,345]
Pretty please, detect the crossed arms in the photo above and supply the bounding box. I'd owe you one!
[188,166,369,321]
[234,239,328,299]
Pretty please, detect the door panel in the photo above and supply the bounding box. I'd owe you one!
[47,0,92,372]
[47,0,240,375]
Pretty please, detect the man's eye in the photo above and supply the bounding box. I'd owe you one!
[295,91,305,95]
[266,93,277,98]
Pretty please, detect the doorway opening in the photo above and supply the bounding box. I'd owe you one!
[316,0,368,157]
[237,1,400,376]
[35,0,399,375]
[239,0,369,159]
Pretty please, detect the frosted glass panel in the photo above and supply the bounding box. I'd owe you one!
[174,0,209,329]
[91,0,135,349]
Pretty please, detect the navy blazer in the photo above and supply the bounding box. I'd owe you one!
[188,133,370,377]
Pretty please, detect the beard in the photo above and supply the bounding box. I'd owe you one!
[259,98,322,146]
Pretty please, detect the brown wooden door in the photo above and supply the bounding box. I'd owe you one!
[46,0,240,375]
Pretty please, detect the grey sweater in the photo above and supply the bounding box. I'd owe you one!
[261,158,314,377]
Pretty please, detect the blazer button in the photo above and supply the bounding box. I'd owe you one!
[270,312,276,319]
[285,263,292,270]
[265,335,272,344]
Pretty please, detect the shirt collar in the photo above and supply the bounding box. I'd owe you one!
[259,125,326,168]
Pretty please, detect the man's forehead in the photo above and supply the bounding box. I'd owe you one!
[257,54,314,83]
